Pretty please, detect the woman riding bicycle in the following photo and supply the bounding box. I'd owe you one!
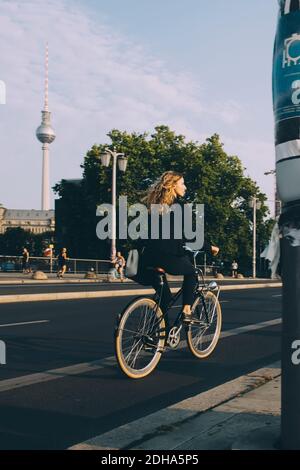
[139,171,219,323]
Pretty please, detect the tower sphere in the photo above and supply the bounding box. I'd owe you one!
[36,122,56,143]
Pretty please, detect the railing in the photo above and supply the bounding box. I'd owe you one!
[197,264,222,276]
[0,255,112,274]
[0,255,222,279]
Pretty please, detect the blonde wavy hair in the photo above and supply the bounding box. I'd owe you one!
[143,171,183,210]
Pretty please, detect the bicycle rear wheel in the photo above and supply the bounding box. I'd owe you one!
[115,297,166,379]
[186,291,222,359]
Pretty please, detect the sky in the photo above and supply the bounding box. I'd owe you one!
[0,0,279,212]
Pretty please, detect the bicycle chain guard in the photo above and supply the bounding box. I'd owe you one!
[167,326,181,349]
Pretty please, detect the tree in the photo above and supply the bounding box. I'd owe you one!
[0,228,32,256]
[0,228,54,257]
[54,126,273,273]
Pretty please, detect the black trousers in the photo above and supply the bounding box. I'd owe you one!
[142,250,197,312]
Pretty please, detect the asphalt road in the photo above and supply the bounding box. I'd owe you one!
[0,287,281,449]
[0,278,280,295]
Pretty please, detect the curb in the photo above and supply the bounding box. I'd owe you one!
[0,279,104,285]
[0,283,282,304]
[0,277,277,285]
[69,361,281,450]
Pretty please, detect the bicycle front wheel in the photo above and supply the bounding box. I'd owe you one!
[115,297,166,379]
[186,291,222,359]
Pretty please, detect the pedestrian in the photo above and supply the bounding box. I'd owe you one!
[231,260,238,278]
[113,251,126,282]
[22,247,30,274]
[57,247,67,278]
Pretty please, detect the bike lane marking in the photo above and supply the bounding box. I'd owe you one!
[0,317,281,393]
[0,320,49,328]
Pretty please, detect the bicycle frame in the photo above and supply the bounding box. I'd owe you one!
[154,274,184,328]
[152,265,220,331]
[115,262,222,379]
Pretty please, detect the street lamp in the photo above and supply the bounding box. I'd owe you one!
[264,169,281,217]
[249,196,261,279]
[99,147,128,261]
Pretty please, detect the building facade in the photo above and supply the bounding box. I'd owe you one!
[0,205,55,235]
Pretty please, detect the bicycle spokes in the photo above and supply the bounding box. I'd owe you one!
[186,291,222,359]
[115,298,166,378]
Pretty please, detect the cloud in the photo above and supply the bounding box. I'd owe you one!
[212,101,242,125]
[222,136,276,212]
[0,0,272,210]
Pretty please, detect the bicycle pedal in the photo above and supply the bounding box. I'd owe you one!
[144,346,156,352]
[184,318,202,326]
[182,315,199,324]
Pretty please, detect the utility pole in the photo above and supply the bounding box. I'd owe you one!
[98,148,128,261]
[249,197,261,279]
[264,169,281,218]
[273,0,300,449]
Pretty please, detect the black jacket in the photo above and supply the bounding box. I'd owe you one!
[131,200,213,285]
[137,199,211,257]
[144,209,185,257]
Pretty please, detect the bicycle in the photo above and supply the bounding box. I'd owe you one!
[114,248,222,379]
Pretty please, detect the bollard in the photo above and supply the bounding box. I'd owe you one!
[279,206,300,449]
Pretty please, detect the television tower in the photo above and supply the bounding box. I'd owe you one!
[36,44,56,210]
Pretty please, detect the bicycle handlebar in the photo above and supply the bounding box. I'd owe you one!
[183,246,201,257]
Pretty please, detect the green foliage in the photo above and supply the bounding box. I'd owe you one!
[54,126,274,274]
[0,228,54,256]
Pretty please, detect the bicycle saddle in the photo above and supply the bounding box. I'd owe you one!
[146,266,166,274]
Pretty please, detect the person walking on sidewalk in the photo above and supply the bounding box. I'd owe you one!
[136,171,219,323]
[57,248,68,278]
[22,247,30,274]
[231,260,238,278]
[113,251,126,282]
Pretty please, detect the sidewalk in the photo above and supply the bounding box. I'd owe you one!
[0,271,281,285]
[0,271,281,304]
[70,361,281,451]
[0,272,109,284]
[0,280,282,304]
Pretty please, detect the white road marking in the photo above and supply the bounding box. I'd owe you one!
[0,320,49,328]
[221,318,281,339]
[0,317,281,393]
[272,294,282,297]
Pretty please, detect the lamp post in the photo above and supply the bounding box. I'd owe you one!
[249,196,261,279]
[264,169,281,218]
[99,147,128,261]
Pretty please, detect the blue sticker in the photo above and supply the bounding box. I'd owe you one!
[273,10,300,123]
